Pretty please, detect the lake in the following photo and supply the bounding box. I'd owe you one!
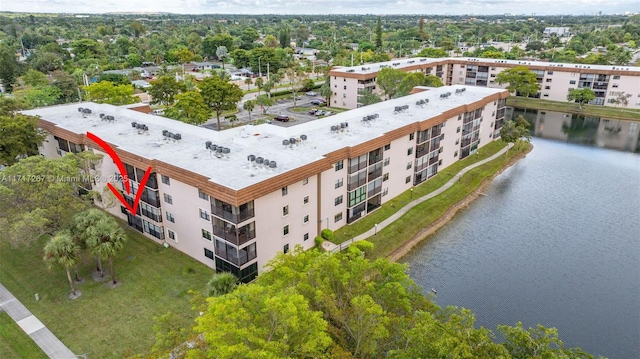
[403,108,640,359]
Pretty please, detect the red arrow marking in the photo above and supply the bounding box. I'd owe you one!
[87,132,130,194]
[86,132,153,216]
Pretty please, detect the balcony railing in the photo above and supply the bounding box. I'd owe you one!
[215,246,256,267]
[347,177,367,191]
[367,167,382,182]
[367,186,381,198]
[213,226,255,246]
[211,206,255,224]
[429,155,440,165]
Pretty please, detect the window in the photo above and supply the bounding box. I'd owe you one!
[457,126,461,133]
[283,225,289,236]
[384,158,390,166]
[547,71,553,75]
[335,195,343,206]
[613,75,620,80]
[456,139,460,145]
[343,85,347,90]
[407,147,413,156]
[199,209,210,221]
[302,178,309,185]
[163,193,173,204]
[303,215,309,223]
[348,187,367,206]
[304,233,309,241]
[612,84,619,88]
[570,80,576,85]
[384,144,391,150]
[383,173,389,182]
[545,78,552,82]
[454,151,459,157]
[409,133,415,140]
[202,229,212,241]
[283,205,289,216]
[544,85,551,90]
[334,212,343,222]
[204,248,214,260]
[282,186,288,196]
[382,188,388,197]
[284,244,290,253]
[166,212,175,223]
[405,176,411,184]
[168,230,176,241]
[303,196,309,205]
[335,160,344,171]
[161,175,170,185]
[198,189,209,200]
[335,178,343,188]
[406,162,412,170]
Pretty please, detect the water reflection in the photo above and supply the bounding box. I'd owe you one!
[507,107,640,152]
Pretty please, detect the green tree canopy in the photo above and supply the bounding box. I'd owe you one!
[494,66,540,97]
[0,109,47,165]
[164,91,211,126]
[148,75,187,106]
[377,67,406,99]
[417,47,449,58]
[22,69,50,87]
[567,88,595,109]
[197,76,243,130]
[83,81,138,105]
[43,230,81,297]
[359,91,382,106]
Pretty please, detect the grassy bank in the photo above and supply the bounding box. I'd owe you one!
[0,229,211,358]
[333,141,508,245]
[362,142,530,259]
[507,97,640,121]
[0,311,48,359]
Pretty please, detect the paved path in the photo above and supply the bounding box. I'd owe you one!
[331,143,514,251]
[0,283,76,359]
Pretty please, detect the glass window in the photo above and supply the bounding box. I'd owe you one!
[303,196,309,205]
[168,230,176,241]
[303,178,309,185]
[200,209,210,221]
[202,229,212,241]
[283,205,289,216]
[409,133,415,140]
[161,175,170,185]
[384,158,390,166]
[335,178,343,188]
[166,212,175,223]
[335,160,344,171]
[405,176,411,184]
[283,225,289,236]
[204,248,214,259]
[303,215,309,223]
[284,244,290,253]
[304,233,309,241]
[198,189,209,200]
[407,147,413,156]
[335,195,343,206]
[282,186,288,196]
[348,186,367,207]
[334,212,343,222]
[407,162,412,170]
[384,144,391,150]
[163,193,172,204]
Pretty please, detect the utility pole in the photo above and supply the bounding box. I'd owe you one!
[258,56,262,78]
[351,53,354,67]
[267,62,270,82]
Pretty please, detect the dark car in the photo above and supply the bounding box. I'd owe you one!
[311,99,326,106]
[274,115,290,122]
[308,109,318,115]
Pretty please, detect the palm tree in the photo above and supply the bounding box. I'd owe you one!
[254,77,264,96]
[207,272,238,297]
[244,77,252,91]
[86,218,127,285]
[71,208,109,277]
[44,231,81,297]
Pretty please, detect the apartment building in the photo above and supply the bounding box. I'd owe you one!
[25,85,508,282]
[329,57,640,109]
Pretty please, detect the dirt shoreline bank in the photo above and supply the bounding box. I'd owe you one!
[387,143,534,262]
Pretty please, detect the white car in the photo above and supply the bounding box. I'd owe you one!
[306,91,317,96]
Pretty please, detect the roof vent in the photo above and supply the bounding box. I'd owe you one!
[99,113,105,119]
[205,141,212,149]
[131,121,137,128]
[78,107,84,112]
[104,115,115,122]
[255,157,264,165]
[269,161,277,169]
[300,134,308,141]
[283,139,290,146]
[173,133,181,140]
[247,154,256,162]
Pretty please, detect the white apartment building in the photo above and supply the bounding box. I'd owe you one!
[329,57,640,109]
[25,85,508,282]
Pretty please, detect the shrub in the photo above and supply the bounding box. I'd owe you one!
[321,229,334,241]
[314,236,324,249]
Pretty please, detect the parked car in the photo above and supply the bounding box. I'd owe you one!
[306,91,317,96]
[274,115,290,122]
[308,109,318,115]
[311,99,326,105]
[315,110,325,117]
[323,111,333,116]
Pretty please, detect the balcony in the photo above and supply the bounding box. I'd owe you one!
[431,127,442,138]
[415,143,430,159]
[212,206,255,224]
[347,177,367,191]
[429,155,440,165]
[213,224,255,246]
[215,242,256,267]
[461,138,472,148]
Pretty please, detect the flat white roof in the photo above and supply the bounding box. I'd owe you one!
[329,57,640,75]
[24,85,503,191]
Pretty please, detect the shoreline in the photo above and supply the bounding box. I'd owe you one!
[387,142,533,263]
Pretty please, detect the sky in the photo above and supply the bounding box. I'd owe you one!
[0,0,638,16]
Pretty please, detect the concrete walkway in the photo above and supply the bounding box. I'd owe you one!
[0,283,77,359]
[330,143,514,252]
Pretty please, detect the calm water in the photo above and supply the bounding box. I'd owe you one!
[403,110,640,359]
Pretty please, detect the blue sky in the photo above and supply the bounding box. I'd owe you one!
[1,0,637,15]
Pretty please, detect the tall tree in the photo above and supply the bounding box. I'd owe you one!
[44,231,81,298]
[70,208,110,277]
[13,85,62,108]
[207,272,238,297]
[255,94,274,114]
[567,88,595,109]
[22,69,49,87]
[216,46,228,69]
[0,110,47,165]
[0,46,20,93]
[148,76,187,106]
[83,81,138,105]
[377,67,406,99]
[254,77,264,96]
[375,17,383,49]
[198,76,243,131]
[86,217,127,285]
[164,91,211,126]
[243,99,256,121]
[279,26,291,48]
[359,91,382,106]
[494,66,540,97]
[244,77,252,91]
[190,284,332,358]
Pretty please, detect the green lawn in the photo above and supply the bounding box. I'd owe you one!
[363,143,529,259]
[506,97,640,121]
[333,140,508,245]
[0,228,211,359]
[0,311,48,359]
